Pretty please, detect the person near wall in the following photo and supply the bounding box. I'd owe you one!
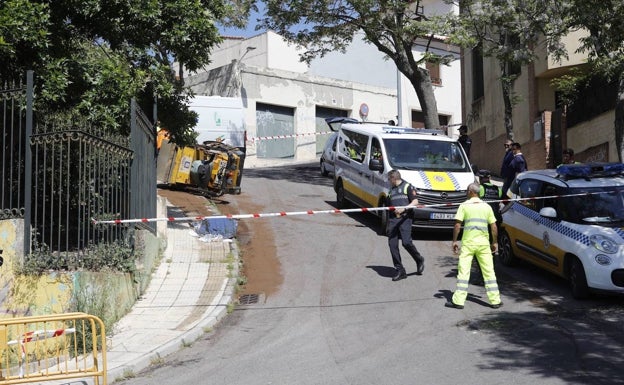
[458,125,472,159]
[559,148,580,166]
[509,142,527,180]
[386,169,425,281]
[500,139,515,197]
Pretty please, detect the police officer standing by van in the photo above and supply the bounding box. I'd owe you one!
[478,170,502,226]
[386,170,425,281]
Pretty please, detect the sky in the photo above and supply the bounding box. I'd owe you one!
[218,4,266,38]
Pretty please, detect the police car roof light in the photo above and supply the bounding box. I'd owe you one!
[556,162,624,180]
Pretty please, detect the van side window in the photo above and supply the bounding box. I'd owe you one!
[371,138,382,161]
[340,129,368,163]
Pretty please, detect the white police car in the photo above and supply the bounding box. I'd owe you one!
[499,163,624,299]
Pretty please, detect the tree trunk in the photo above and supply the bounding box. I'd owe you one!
[406,66,440,129]
[500,62,514,141]
[615,76,624,162]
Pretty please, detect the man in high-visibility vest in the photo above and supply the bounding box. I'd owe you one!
[446,182,502,309]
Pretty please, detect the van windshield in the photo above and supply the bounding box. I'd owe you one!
[383,139,470,172]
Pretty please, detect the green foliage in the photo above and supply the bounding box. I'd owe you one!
[566,0,624,79]
[550,68,588,106]
[71,276,117,355]
[20,239,137,275]
[0,0,247,143]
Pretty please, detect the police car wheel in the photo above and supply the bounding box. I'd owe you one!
[569,257,590,299]
[498,231,516,267]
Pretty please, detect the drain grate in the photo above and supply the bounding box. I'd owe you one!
[239,293,259,305]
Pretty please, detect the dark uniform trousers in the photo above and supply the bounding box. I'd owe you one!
[388,215,423,272]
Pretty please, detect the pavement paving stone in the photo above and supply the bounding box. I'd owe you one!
[39,201,238,385]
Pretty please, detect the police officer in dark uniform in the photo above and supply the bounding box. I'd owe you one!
[386,169,425,281]
[473,169,502,285]
[458,125,472,159]
[478,170,502,226]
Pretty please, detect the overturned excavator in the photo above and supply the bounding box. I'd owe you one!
[157,139,244,197]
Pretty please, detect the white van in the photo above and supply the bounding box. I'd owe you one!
[326,118,475,230]
[188,95,246,151]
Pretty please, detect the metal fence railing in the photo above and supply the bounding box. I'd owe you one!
[1,71,157,267]
[0,312,107,384]
[0,77,28,221]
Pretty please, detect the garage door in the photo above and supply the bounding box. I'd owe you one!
[256,103,295,159]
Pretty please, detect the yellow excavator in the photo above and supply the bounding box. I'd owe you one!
[157,138,244,197]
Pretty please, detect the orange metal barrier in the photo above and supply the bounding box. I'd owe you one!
[0,312,107,385]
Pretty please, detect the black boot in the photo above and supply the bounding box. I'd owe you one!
[415,255,425,275]
[392,268,407,281]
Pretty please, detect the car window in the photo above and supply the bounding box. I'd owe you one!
[540,184,559,211]
[517,178,541,211]
[558,187,624,224]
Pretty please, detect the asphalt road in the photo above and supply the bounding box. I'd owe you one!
[118,162,624,385]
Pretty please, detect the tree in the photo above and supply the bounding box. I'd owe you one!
[259,0,454,129]
[563,0,624,162]
[0,0,251,144]
[447,0,568,140]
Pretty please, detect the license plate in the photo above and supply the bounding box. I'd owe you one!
[430,213,455,220]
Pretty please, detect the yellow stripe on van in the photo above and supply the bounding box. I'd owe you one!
[420,171,457,190]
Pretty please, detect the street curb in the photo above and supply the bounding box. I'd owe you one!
[107,242,241,383]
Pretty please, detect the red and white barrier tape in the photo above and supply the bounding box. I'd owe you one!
[8,328,76,346]
[92,190,614,225]
[247,131,334,143]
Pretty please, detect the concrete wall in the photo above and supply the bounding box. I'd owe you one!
[0,196,167,321]
[240,66,398,168]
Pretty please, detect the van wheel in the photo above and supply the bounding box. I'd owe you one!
[379,203,389,235]
[569,257,590,299]
[336,183,349,209]
[320,160,329,176]
[498,230,516,266]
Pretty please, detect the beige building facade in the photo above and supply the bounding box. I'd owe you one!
[461,29,617,175]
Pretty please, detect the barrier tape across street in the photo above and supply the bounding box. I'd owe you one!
[247,131,334,143]
[247,123,466,143]
[92,190,613,225]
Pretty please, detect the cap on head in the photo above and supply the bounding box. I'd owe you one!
[478,169,491,178]
[459,125,468,133]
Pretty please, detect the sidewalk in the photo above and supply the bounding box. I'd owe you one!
[69,201,239,384]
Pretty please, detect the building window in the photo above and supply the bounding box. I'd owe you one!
[426,62,442,86]
[472,44,484,101]
[411,111,451,130]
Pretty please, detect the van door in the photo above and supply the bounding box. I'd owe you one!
[336,128,373,208]
[363,137,386,206]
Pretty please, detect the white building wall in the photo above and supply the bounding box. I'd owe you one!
[266,31,308,73]
[239,66,398,168]
[188,2,464,168]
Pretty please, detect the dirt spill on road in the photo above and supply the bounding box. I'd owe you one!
[158,189,282,300]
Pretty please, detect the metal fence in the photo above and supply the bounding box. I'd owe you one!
[129,99,157,232]
[0,312,107,384]
[0,77,28,221]
[0,71,156,267]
